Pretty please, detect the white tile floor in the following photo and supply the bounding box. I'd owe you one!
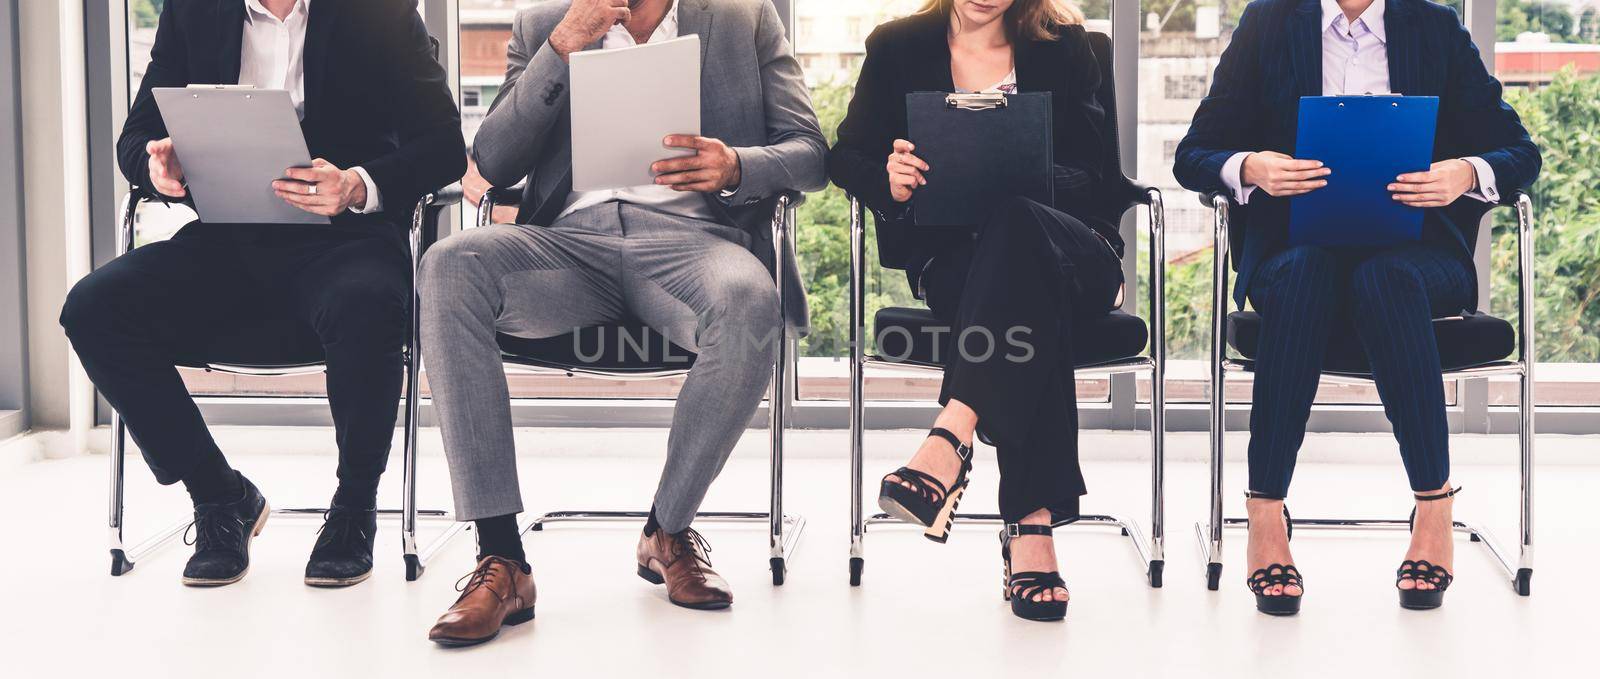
[0,427,1592,678]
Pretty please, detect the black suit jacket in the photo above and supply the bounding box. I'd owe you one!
[827,11,1110,278]
[117,0,466,234]
[1173,0,1541,309]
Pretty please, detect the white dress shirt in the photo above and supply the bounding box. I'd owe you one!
[1220,0,1498,204]
[239,0,382,213]
[556,2,720,222]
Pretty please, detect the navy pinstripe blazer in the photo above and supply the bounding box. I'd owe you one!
[1172,0,1541,309]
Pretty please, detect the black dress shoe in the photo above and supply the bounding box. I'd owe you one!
[304,505,377,587]
[182,476,270,587]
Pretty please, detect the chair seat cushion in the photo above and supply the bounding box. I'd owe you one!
[497,325,697,374]
[872,307,1149,368]
[182,318,326,369]
[1226,311,1516,374]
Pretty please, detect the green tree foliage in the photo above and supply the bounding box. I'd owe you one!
[796,77,919,357]
[132,0,163,29]
[1499,0,1581,42]
[1493,68,1600,362]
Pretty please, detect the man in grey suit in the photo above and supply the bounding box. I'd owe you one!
[422,0,825,645]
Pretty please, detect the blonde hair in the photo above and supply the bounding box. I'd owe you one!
[917,0,1086,42]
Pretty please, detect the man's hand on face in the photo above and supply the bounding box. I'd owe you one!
[146,138,187,198]
[271,159,368,217]
[550,0,631,59]
[651,135,742,193]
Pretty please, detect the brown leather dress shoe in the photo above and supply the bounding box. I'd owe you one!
[636,527,733,610]
[428,556,536,647]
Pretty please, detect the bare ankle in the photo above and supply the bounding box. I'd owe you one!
[1019,508,1052,526]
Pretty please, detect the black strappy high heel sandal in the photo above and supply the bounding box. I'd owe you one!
[999,523,1068,622]
[1397,486,1462,610]
[877,427,974,543]
[1245,491,1303,616]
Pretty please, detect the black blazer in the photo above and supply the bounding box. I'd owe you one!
[828,11,1111,277]
[1173,0,1540,309]
[117,0,466,234]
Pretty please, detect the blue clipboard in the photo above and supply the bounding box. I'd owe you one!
[1290,95,1439,247]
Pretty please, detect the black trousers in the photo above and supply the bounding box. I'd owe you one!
[919,197,1124,523]
[1244,241,1474,498]
[60,222,410,505]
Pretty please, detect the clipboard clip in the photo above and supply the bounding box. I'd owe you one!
[945,93,1008,111]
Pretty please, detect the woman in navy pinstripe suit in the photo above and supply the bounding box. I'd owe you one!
[1175,0,1539,613]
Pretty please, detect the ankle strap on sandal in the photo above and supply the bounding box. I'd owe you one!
[1414,486,1463,502]
[1244,490,1285,501]
[928,427,974,463]
[1005,523,1053,538]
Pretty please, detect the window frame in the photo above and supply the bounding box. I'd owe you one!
[0,0,27,439]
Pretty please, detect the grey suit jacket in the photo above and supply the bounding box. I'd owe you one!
[472,0,827,331]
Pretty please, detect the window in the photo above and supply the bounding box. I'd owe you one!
[1,0,24,437]
[1487,0,1600,405]
[1163,74,1208,100]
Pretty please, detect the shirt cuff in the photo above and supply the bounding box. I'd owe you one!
[1460,156,1500,204]
[349,167,383,214]
[1220,151,1258,205]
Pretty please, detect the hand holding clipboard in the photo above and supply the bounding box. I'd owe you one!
[886,139,930,204]
[902,92,1054,227]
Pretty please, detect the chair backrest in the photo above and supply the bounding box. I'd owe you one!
[1083,30,1142,226]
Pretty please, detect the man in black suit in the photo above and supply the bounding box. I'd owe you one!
[1174,0,1539,608]
[59,0,465,588]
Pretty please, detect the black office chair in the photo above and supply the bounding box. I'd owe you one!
[1193,190,1536,595]
[465,187,807,585]
[845,31,1167,587]
[108,185,465,582]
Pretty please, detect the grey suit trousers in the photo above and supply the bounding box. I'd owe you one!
[418,203,781,531]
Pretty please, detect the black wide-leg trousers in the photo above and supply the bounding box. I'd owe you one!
[919,197,1124,523]
[60,222,410,506]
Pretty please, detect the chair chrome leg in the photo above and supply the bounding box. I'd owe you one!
[1148,360,1166,589]
[108,412,132,576]
[847,199,867,587]
[1515,362,1534,596]
[1514,191,1535,596]
[1146,188,1167,589]
[1198,196,1230,591]
[768,319,790,585]
[400,357,424,580]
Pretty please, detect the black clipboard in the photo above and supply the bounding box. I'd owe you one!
[905,91,1053,227]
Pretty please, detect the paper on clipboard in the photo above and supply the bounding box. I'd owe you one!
[569,35,701,192]
[152,86,326,225]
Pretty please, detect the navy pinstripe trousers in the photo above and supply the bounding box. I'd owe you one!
[1245,242,1475,498]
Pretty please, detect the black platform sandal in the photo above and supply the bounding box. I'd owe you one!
[1397,486,1462,610]
[999,523,1068,622]
[877,427,974,543]
[1245,491,1303,616]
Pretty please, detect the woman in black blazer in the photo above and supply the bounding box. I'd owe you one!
[829,0,1120,621]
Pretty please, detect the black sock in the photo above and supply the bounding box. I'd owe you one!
[331,479,379,511]
[182,455,243,506]
[475,514,527,567]
[643,505,661,537]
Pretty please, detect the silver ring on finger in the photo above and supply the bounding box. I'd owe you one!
[309,184,318,196]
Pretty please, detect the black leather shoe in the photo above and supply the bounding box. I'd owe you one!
[182,475,270,587]
[304,505,377,587]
